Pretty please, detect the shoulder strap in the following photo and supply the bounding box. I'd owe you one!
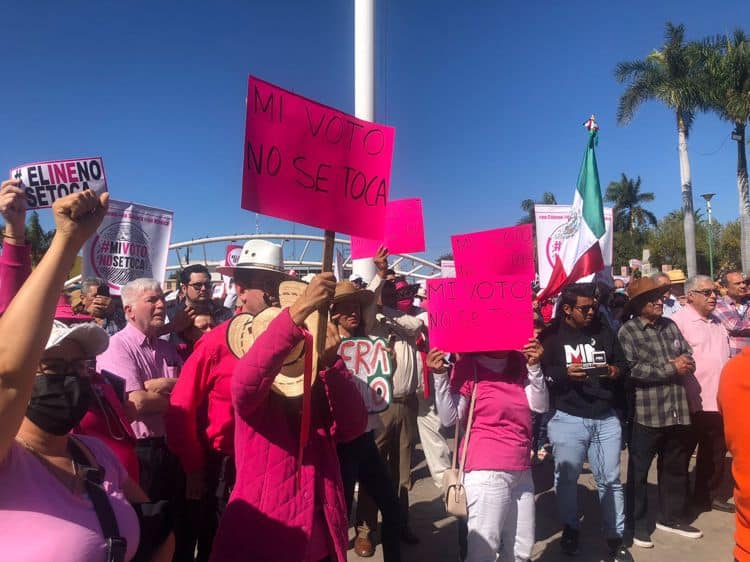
[68,436,126,562]
[457,362,479,482]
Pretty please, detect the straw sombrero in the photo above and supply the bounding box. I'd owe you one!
[332,281,374,308]
[226,280,319,398]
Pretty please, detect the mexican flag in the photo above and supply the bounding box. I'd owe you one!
[537,119,605,300]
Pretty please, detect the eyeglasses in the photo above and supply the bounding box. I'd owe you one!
[690,289,719,297]
[188,282,212,290]
[573,305,596,314]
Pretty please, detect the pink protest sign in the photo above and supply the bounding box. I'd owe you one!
[451,224,535,279]
[426,276,533,353]
[241,76,395,238]
[350,198,425,259]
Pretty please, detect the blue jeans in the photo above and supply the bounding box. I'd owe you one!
[547,409,625,539]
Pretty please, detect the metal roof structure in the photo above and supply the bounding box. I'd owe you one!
[167,233,441,280]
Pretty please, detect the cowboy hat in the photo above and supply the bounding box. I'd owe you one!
[216,240,287,278]
[624,277,666,317]
[332,281,374,309]
[226,280,319,398]
[46,320,109,357]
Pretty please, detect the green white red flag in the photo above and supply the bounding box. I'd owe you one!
[537,118,606,300]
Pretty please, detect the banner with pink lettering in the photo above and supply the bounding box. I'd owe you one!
[451,224,535,279]
[241,76,395,238]
[82,199,174,295]
[11,157,108,210]
[350,197,425,259]
[426,276,533,353]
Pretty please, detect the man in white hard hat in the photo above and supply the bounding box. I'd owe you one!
[166,240,288,561]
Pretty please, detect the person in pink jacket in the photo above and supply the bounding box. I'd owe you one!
[209,273,368,562]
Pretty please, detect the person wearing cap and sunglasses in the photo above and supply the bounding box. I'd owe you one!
[540,283,633,562]
[166,239,289,562]
[671,276,733,514]
[713,270,750,357]
[617,277,701,549]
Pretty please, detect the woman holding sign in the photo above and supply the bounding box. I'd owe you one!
[429,339,548,562]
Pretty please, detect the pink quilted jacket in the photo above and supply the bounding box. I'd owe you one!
[209,308,368,562]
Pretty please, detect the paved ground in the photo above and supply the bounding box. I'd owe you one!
[349,447,735,561]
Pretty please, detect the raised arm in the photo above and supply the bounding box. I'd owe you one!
[0,189,108,461]
[0,179,31,315]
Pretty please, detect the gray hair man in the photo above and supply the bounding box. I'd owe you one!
[81,276,126,335]
[672,275,733,513]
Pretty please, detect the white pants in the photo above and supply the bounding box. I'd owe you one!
[417,394,452,487]
[464,469,535,562]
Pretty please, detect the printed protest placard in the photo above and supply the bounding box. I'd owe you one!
[534,205,613,288]
[242,76,395,238]
[83,200,173,295]
[426,276,533,352]
[350,198,425,259]
[339,336,393,413]
[441,259,456,278]
[451,224,535,279]
[11,157,107,210]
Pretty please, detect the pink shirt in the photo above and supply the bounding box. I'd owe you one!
[672,304,731,412]
[0,435,140,562]
[97,323,183,439]
[452,353,534,472]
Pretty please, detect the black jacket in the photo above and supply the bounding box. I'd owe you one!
[540,318,629,419]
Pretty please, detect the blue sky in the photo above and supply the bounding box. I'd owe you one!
[0,1,745,265]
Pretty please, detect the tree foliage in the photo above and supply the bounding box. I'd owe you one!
[605,174,657,232]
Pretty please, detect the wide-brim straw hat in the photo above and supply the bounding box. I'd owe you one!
[226,280,318,398]
[332,281,374,309]
[216,239,288,278]
[624,277,666,317]
[46,320,109,357]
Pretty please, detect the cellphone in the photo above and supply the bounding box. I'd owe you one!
[97,284,111,298]
[101,370,126,403]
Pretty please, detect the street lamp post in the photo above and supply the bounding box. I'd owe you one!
[702,193,715,280]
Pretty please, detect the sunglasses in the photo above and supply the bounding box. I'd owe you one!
[690,289,719,297]
[188,282,212,290]
[573,305,596,314]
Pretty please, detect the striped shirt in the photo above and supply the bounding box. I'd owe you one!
[618,316,692,428]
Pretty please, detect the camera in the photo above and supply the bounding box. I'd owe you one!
[96,284,110,298]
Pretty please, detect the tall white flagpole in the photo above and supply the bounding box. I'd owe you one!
[351,0,379,282]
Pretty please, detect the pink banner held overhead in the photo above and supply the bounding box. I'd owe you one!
[350,198,425,259]
[241,76,395,239]
[451,224,535,279]
[426,276,533,353]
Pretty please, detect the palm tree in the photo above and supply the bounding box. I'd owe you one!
[605,173,657,232]
[615,22,706,277]
[518,192,557,225]
[701,30,750,271]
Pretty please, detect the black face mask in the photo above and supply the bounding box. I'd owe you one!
[26,374,93,436]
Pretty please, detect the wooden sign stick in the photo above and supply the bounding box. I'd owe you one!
[314,230,336,366]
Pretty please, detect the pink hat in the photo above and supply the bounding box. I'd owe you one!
[54,294,94,324]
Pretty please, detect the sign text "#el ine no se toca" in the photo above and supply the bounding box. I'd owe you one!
[11,157,108,210]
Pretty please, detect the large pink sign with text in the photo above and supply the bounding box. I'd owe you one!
[426,276,533,353]
[241,76,395,238]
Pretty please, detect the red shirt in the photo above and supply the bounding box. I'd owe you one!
[167,320,237,473]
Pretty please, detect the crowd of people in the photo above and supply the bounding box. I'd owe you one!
[0,177,746,562]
